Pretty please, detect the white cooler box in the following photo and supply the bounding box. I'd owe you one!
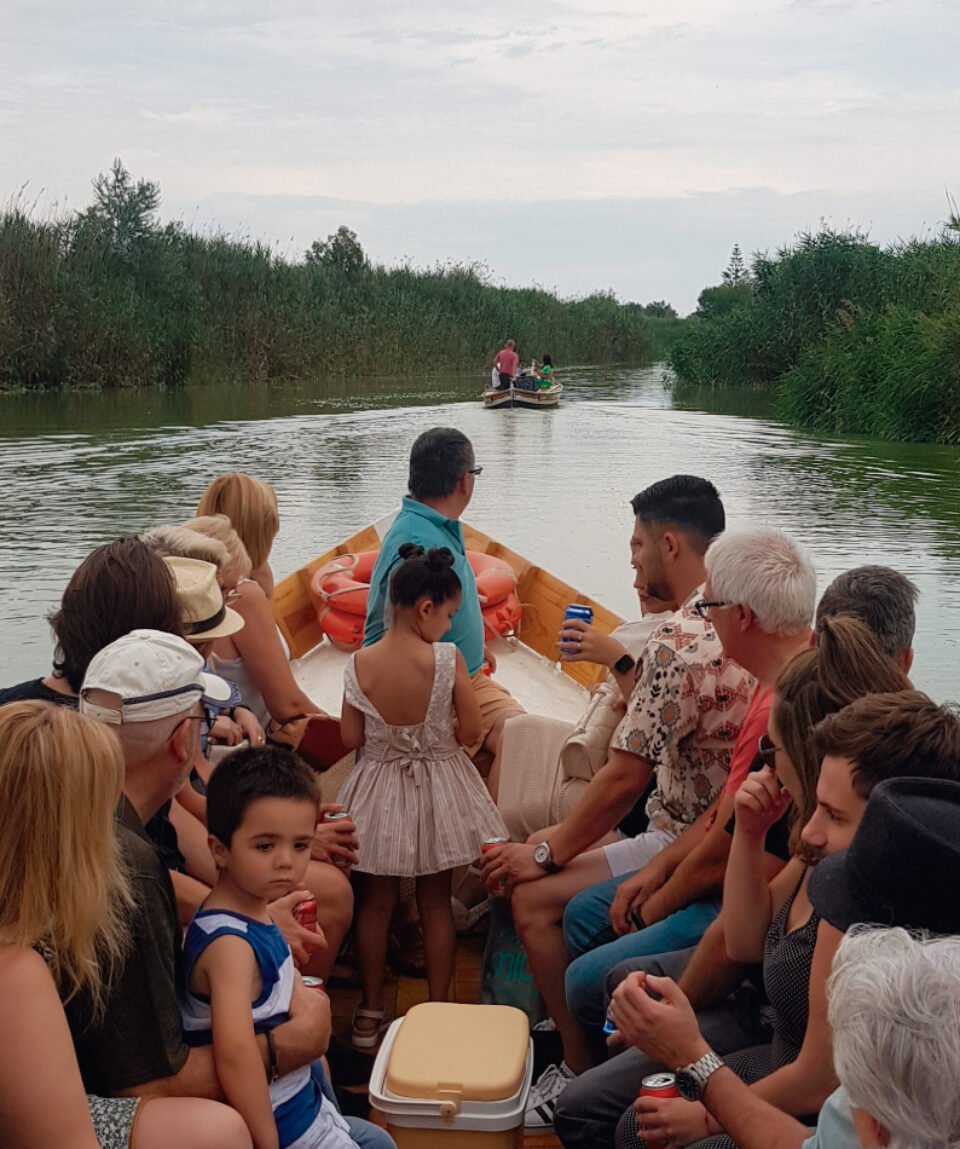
[369,1002,533,1148]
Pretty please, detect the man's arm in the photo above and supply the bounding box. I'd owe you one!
[549,746,652,866]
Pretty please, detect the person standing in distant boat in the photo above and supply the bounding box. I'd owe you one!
[494,339,519,390]
[537,355,555,389]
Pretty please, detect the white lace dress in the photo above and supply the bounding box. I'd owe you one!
[337,642,508,876]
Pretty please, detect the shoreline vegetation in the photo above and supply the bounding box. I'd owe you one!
[670,231,960,445]
[0,161,682,392]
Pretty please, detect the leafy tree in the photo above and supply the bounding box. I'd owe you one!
[305,226,368,275]
[78,158,162,254]
[695,282,753,319]
[722,243,749,287]
[642,300,678,318]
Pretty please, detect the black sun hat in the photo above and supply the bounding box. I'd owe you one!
[809,775,960,935]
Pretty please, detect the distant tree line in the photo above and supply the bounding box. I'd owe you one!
[669,230,960,444]
[0,161,667,390]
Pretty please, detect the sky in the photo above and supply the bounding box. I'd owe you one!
[2,0,959,313]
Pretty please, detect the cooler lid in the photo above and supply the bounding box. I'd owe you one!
[385,1002,529,1102]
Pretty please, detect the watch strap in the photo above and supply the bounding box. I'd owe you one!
[677,1049,724,1100]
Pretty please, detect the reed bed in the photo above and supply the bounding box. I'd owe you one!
[0,165,653,391]
[669,229,960,445]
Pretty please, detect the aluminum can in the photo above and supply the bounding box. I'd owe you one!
[301,975,327,995]
[638,1073,680,1149]
[561,604,593,653]
[323,810,352,868]
[602,1006,617,1036]
[292,897,318,932]
[482,835,509,894]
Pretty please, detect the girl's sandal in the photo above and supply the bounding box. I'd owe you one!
[351,1006,389,1050]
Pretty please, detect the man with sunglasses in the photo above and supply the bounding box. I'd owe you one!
[365,426,523,761]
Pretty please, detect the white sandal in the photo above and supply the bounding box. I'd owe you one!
[351,1005,389,1050]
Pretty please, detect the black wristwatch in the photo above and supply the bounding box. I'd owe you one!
[533,840,562,874]
[612,652,636,675]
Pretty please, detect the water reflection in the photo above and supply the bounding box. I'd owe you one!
[1,366,958,698]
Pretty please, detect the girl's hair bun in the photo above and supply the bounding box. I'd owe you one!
[426,547,455,572]
[397,542,425,561]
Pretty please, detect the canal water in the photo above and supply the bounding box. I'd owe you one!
[1,365,958,698]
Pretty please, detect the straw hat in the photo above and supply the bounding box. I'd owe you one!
[163,556,244,643]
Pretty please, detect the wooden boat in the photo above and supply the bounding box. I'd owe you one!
[483,367,563,410]
[272,516,621,723]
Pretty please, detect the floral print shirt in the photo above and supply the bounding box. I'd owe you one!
[612,587,755,837]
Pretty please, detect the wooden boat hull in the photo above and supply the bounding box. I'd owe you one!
[482,383,562,410]
[272,516,621,719]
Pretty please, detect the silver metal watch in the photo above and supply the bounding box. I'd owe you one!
[675,1050,724,1102]
[533,840,561,873]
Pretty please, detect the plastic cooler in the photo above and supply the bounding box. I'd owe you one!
[369,1002,533,1147]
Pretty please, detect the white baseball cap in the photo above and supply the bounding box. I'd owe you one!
[79,629,237,725]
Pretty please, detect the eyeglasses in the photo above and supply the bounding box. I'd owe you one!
[692,598,732,620]
[757,733,780,766]
[467,466,484,476]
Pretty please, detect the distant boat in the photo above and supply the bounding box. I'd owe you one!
[483,367,563,409]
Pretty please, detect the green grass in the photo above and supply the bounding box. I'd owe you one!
[668,228,960,444]
[0,164,654,391]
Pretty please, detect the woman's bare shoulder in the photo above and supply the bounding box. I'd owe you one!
[0,945,55,994]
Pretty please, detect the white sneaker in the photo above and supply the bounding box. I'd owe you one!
[532,1018,557,1032]
[524,1061,575,1129]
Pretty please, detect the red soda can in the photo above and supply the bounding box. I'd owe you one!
[323,810,353,868]
[638,1074,680,1149]
[482,836,509,895]
[293,897,318,932]
[301,976,327,995]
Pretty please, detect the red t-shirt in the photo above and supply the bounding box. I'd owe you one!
[496,347,518,375]
[723,685,774,796]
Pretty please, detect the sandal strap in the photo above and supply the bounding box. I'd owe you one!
[354,1007,387,1021]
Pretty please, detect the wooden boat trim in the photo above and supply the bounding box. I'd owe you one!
[272,518,621,689]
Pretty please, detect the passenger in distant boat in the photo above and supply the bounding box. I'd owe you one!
[480,475,755,1127]
[0,700,251,1149]
[494,338,519,389]
[364,427,525,768]
[538,355,555,388]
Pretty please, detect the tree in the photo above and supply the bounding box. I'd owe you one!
[722,243,748,287]
[79,159,162,254]
[305,226,368,276]
[642,300,678,318]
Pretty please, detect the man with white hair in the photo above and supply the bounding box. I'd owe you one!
[549,526,815,1138]
[607,775,960,1149]
[67,629,332,1104]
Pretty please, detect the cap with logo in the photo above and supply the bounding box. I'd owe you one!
[79,628,237,725]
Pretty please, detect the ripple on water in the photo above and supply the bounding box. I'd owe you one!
[0,366,958,699]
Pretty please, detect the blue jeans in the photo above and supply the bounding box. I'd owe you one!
[312,1061,397,1149]
[562,874,720,1029]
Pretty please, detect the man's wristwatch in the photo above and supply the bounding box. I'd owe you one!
[533,840,562,874]
[675,1050,724,1101]
[612,652,636,675]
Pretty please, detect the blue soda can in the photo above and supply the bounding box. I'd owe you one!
[562,604,593,653]
[603,1006,617,1036]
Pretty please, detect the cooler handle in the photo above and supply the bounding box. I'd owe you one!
[436,1086,462,1119]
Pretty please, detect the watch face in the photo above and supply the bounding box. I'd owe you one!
[533,843,549,865]
[675,1070,699,1102]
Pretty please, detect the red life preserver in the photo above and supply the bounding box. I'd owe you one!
[308,548,521,651]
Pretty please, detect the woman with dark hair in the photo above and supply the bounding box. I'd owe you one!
[0,537,182,705]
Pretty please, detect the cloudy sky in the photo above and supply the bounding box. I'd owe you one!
[2,0,958,312]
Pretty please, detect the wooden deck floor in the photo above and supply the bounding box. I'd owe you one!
[330,932,560,1148]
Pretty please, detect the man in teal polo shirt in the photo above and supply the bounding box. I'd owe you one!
[364,427,523,760]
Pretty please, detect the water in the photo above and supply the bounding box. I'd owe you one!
[2,365,959,699]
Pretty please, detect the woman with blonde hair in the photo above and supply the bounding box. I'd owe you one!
[0,701,250,1149]
[196,473,324,727]
[196,474,357,982]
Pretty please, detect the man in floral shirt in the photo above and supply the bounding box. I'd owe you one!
[482,475,755,1129]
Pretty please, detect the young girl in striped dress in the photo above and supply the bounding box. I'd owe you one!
[338,544,508,1048]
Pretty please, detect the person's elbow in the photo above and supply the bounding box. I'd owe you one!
[604,751,649,804]
[724,933,764,965]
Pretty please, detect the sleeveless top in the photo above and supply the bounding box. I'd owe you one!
[763,869,820,1066]
[180,910,354,1149]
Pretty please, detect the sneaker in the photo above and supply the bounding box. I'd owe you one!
[532,1018,557,1032]
[524,1061,575,1129]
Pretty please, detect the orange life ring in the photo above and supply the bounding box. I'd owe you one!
[309,548,521,650]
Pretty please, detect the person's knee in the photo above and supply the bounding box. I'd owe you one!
[309,862,354,931]
[511,879,555,934]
